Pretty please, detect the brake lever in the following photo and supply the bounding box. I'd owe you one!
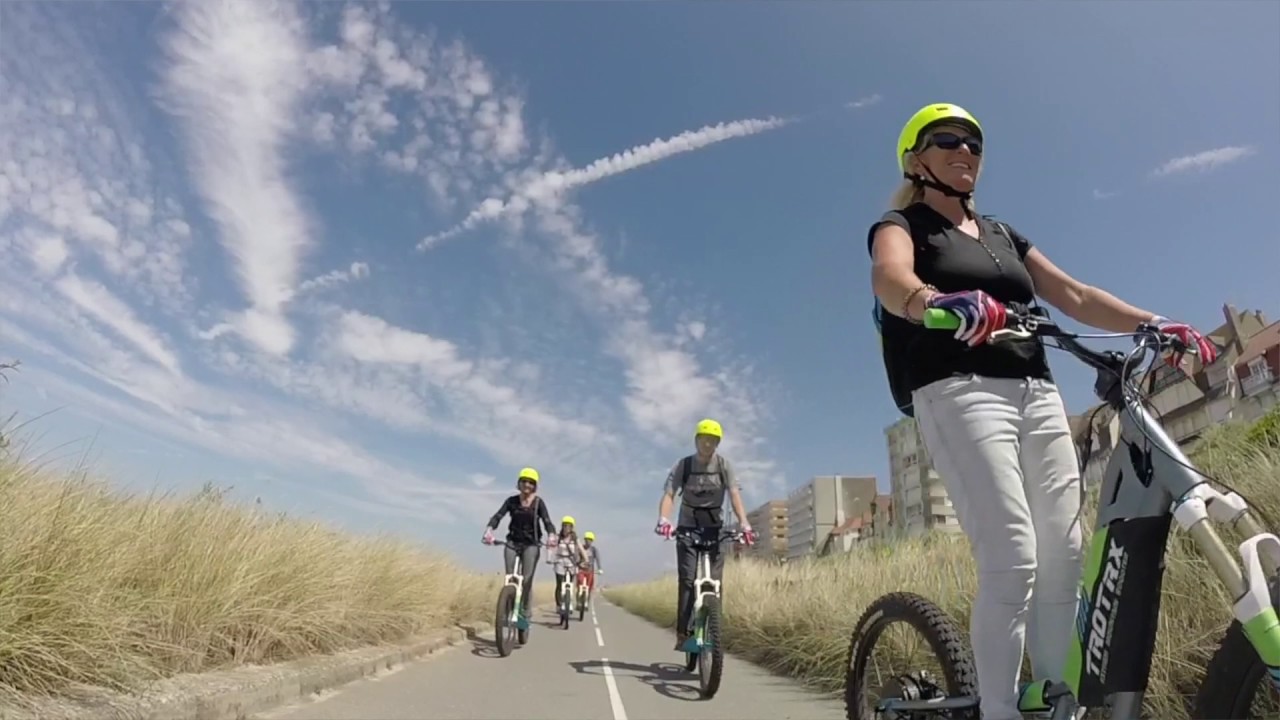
[1135,324,1191,356]
[988,315,1040,343]
[989,327,1033,342]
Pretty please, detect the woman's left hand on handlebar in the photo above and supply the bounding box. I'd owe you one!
[1149,316,1218,368]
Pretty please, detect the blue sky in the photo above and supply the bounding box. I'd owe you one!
[1,1,1276,582]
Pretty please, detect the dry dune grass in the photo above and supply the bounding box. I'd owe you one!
[608,412,1280,719]
[0,454,499,702]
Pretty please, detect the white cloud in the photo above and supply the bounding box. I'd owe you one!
[846,93,882,109]
[527,204,781,497]
[1150,145,1257,178]
[330,310,604,458]
[159,0,314,356]
[417,115,793,250]
[302,3,533,210]
[1092,188,1119,200]
[23,234,70,276]
[0,8,194,311]
[0,0,787,576]
[53,273,182,376]
[298,261,371,294]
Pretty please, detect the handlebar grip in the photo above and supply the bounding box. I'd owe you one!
[922,308,961,330]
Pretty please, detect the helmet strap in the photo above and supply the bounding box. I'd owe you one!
[906,163,975,220]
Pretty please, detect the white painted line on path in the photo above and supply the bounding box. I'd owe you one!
[601,656,629,720]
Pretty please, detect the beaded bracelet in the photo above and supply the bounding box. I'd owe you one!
[900,284,938,324]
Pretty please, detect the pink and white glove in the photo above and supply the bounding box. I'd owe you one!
[482,528,495,545]
[1149,316,1218,370]
[655,517,674,539]
[925,290,1007,347]
[740,524,757,546]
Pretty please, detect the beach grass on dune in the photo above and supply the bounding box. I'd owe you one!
[0,449,501,702]
[607,410,1280,719]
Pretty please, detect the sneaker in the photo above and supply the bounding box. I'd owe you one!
[1018,679,1051,714]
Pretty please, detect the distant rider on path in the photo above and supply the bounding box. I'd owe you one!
[579,531,603,607]
[654,418,756,651]
[482,467,557,626]
[551,516,589,610]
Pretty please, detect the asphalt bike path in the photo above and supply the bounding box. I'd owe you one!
[257,595,845,720]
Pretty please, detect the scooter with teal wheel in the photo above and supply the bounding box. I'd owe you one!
[672,527,744,699]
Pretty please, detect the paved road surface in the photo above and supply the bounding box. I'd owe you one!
[257,595,846,720]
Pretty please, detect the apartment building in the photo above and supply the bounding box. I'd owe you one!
[785,475,878,560]
[1144,304,1272,443]
[885,417,960,538]
[825,493,895,553]
[1231,319,1280,418]
[743,499,788,562]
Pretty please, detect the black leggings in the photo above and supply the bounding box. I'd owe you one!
[676,527,725,633]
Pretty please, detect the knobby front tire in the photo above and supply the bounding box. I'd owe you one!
[844,592,978,720]
[495,585,517,658]
[699,595,725,699]
[1193,572,1280,719]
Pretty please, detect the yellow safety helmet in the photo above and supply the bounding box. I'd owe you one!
[584,531,595,541]
[517,467,540,483]
[896,103,983,174]
[561,515,575,526]
[695,418,723,439]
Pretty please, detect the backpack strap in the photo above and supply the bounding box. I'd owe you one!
[680,455,693,491]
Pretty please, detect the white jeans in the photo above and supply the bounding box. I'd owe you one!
[913,375,1084,720]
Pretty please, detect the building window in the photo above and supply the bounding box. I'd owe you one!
[1250,357,1270,379]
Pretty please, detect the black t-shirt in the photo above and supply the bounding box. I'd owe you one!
[867,203,1053,395]
[488,494,555,546]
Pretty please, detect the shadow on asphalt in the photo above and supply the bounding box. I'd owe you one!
[469,636,502,659]
[569,659,703,702]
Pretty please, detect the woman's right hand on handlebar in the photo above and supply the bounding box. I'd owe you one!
[481,528,495,545]
[655,517,674,539]
[925,289,1006,346]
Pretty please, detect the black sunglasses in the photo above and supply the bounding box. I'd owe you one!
[926,131,983,156]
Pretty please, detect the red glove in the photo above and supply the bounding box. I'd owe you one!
[655,517,674,539]
[1149,316,1218,370]
[740,525,757,546]
[925,290,1006,347]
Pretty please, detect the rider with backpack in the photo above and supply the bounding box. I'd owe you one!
[654,418,757,650]
[867,102,1217,720]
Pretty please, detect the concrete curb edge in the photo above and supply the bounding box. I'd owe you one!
[2,622,494,720]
